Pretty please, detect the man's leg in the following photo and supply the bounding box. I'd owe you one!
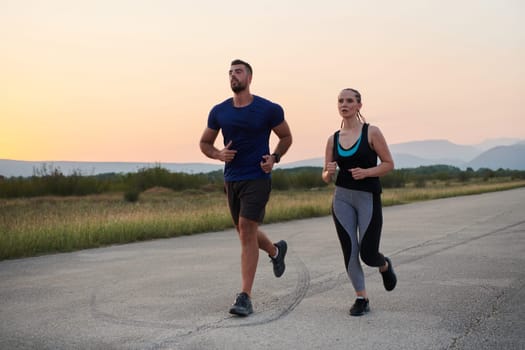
[237,221,283,296]
[238,217,260,296]
[257,229,277,257]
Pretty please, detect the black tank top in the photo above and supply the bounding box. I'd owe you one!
[333,123,382,194]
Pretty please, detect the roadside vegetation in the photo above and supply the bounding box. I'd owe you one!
[1,164,524,260]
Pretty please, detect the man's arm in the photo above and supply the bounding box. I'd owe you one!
[272,120,293,159]
[260,120,293,172]
[199,127,237,162]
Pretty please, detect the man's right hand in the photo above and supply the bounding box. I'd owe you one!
[219,140,237,162]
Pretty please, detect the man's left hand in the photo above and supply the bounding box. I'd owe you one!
[260,154,275,173]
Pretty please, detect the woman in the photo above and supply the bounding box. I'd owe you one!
[322,88,397,316]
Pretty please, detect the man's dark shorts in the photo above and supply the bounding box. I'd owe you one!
[225,178,271,225]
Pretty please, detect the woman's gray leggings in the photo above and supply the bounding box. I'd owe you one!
[331,187,386,292]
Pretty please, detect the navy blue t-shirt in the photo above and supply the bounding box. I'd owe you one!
[207,95,284,181]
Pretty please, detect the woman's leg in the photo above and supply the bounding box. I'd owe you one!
[332,188,366,297]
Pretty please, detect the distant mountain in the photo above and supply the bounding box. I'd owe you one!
[1,138,524,177]
[389,140,480,162]
[467,144,525,170]
[0,160,222,178]
[392,153,468,169]
[474,138,524,151]
[389,139,525,170]
[281,138,525,171]
[281,158,323,169]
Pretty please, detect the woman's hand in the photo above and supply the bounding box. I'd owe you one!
[349,167,369,180]
[325,161,338,178]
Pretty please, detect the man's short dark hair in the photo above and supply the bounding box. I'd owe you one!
[231,59,253,75]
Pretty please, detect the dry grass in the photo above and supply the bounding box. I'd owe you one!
[1,179,524,260]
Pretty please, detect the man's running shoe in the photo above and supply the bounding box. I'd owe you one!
[229,292,253,317]
[270,240,287,277]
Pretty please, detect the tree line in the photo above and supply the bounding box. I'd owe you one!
[0,164,524,200]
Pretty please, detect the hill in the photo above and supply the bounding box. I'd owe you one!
[0,160,222,178]
[389,140,479,162]
[282,138,525,170]
[1,138,524,177]
[468,144,525,170]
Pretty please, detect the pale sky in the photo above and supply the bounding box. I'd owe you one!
[2,0,524,164]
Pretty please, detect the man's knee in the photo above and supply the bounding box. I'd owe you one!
[238,218,258,242]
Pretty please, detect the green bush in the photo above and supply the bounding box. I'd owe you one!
[123,189,140,202]
[381,171,406,188]
[1,163,525,199]
[414,176,426,188]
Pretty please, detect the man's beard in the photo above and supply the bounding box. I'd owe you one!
[231,80,246,93]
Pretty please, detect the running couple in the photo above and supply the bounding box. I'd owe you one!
[199,59,396,317]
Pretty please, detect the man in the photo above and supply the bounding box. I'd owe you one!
[199,59,293,316]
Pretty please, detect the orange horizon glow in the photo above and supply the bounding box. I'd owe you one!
[2,1,524,163]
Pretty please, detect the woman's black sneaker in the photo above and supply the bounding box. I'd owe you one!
[381,257,397,291]
[229,292,253,317]
[349,298,370,316]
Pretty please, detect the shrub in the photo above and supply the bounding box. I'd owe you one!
[382,171,406,188]
[124,189,140,202]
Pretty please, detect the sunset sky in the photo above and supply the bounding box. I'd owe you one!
[2,0,524,164]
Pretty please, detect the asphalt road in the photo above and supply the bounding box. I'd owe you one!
[1,188,524,350]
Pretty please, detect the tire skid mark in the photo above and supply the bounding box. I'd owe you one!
[89,249,311,349]
[90,216,524,349]
[147,252,311,349]
[89,293,192,331]
[391,219,525,267]
[298,217,525,301]
[447,277,525,350]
